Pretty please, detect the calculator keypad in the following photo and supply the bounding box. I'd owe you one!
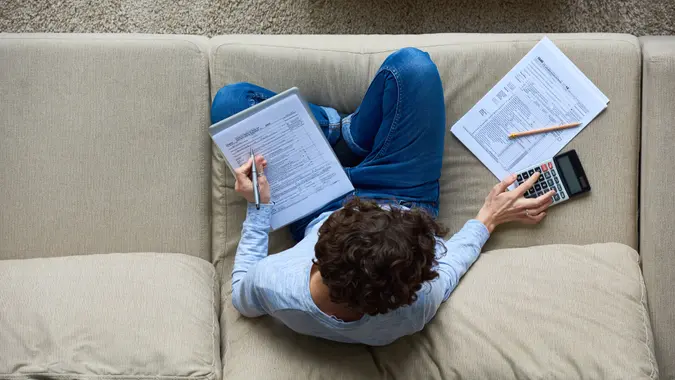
[515,160,568,204]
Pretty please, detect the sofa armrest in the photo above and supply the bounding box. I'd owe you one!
[640,35,675,380]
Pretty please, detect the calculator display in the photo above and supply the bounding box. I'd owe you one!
[557,155,582,194]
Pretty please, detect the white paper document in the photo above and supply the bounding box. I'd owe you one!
[211,92,354,230]
[450,37,609,181]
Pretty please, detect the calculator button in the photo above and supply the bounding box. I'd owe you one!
[538,176,546,183]
[524,171,531,179]
[547,179,553,186]
[560,192,566,199]
[554,194,560,201]
[528,169,535,176]
[544,172,551,179]
[528,188,537,196]
[548,162,553,169]
[541,182,548,190]
[536,191,544,197]
[534,167,542,174]
[551,169,556,176]
[517,174,523,182]
[557,185,564,193]
[534,184,541,191]
[542,164,548,172]
[554,177,559,183]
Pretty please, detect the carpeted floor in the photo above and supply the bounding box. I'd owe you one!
[1,0,674,36]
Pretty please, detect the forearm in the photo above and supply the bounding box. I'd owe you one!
[231,203,273,316]
[437,219,490,300]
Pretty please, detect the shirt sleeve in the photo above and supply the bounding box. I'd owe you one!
[436,219,490,302]
[231,203,273,318]
[422,219,489,324]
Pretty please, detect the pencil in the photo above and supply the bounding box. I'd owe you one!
[508,122,582,139]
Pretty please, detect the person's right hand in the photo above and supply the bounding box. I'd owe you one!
[234,155,271,204]
[475,172,555,233]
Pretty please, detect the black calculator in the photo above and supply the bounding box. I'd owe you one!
[515,150,591,205]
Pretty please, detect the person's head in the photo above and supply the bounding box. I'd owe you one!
[313,197,448,316]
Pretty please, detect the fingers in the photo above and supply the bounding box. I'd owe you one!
[513,172,541,196]
[512,189,556,210]
[522,211,547,224]
[492,173,517,196]
[255,158,271,203]
[254,155,266,174]
[520,189,555,223]
[534,189,556,205]
[527,196,553,216]
[235,156,253,182]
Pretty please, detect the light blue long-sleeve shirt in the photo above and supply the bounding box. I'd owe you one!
[231,203,490,346]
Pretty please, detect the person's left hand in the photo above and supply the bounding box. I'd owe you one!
[476,172,555,232]
[234,155,271,204]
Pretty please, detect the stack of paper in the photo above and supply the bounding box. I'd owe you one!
[210,89,354,230]
[450,37,609,181]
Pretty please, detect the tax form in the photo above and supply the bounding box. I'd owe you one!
[210,89,354,230]
[450,37,609,181]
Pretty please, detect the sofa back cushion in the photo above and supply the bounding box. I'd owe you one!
[209,33,641,266]
[0,34,212,260]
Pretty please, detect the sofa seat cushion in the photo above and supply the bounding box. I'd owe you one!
[218,276,381,380]
[217,243,656,379]
[217,255,380,379]
[0,253,221,380]
[372,243,657,380]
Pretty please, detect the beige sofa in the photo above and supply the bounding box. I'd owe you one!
[0,33,672,380]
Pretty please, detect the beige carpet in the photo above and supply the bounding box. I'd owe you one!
[1,0,674,36]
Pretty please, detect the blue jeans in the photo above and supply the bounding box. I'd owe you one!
[211,47,446,241]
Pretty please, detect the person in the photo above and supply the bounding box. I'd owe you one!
[211,47,555,346]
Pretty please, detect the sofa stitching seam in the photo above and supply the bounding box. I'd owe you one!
[0,35,208,54]
[210,262,217,379]
[633,249,658,379]
[641,279,658,380]
[211,37,639,56]
[0,375,211,379]
[221,154,230,364]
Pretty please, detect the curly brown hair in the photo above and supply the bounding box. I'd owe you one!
[313,197,449,316]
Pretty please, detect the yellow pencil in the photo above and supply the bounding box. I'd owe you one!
[508,122,582,139]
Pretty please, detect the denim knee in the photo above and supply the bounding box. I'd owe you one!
[211,82,261,124]
[381,47,440,87]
